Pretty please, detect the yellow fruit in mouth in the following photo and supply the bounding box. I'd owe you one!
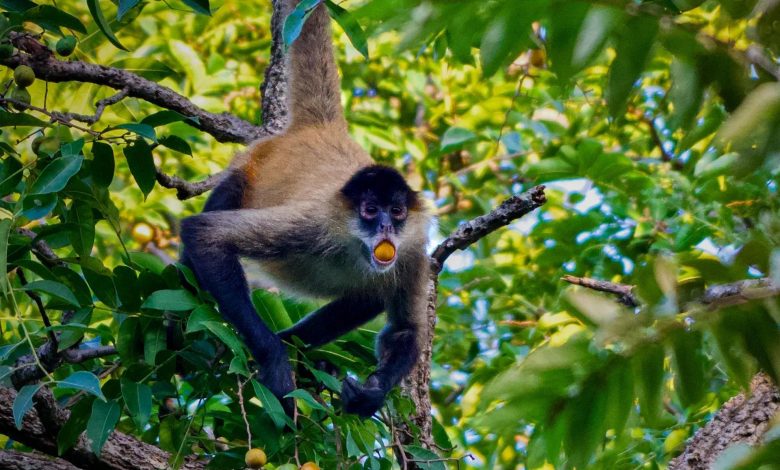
[373,240,396,262]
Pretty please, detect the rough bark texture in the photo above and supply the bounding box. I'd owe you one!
[0,386,207,470]
[0,451,81,470]
[669,373,780,470]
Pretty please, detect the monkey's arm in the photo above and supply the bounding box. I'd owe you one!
[341,273,428,417]
[279,295,385,348]
[180,208,308,401]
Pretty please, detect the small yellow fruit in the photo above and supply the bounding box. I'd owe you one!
[300,463,320,470]
[245,448,267,468]
[13,65,35,88]
[373,240,395,262]
[131,222,154,244]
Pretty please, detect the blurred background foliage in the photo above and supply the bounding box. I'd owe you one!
[1,0,779,469]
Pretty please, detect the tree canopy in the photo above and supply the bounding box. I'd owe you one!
[0,0,779,469]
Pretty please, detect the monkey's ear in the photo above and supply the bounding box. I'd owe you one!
[407,190,421,211]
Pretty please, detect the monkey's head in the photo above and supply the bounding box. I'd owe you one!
[341,165,419,272]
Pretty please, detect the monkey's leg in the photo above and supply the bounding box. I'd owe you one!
[180,208,305,404]
[279,295,385,348]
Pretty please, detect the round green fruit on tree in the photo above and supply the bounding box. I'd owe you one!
[13,65,35,88]
[0,43,13,59]
[9,86,30,110]
[55,36,77,56]
[33,136,60,155]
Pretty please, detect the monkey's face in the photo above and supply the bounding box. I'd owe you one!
[341,165,419,272]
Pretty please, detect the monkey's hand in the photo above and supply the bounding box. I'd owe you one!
[341,375,386,418]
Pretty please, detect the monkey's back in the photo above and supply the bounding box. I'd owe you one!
[238,123,373,209]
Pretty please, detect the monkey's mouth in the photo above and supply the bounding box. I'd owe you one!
[372,239,397,267]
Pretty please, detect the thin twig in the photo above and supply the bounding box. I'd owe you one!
[16,269,58,347]
[560,274,639,307]
[236,376,252,448]
[155,169,225,200]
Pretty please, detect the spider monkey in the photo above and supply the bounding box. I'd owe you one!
[179,0,431,417]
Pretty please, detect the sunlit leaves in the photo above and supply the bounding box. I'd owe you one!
[607,15,659,117]
[325,0,368,58]
[28,154,83,195]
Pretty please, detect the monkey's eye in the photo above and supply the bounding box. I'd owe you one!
[390,206,407,219]
[362,204,379,219]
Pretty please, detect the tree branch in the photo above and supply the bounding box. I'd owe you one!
[2,32,265,144]
[669,373,780,470]
[399,186,548,467]
[0,385,207,470]
[430,185,547,271]
[561,274,639,307]
[155,169,225,200]
[0,450,81,470]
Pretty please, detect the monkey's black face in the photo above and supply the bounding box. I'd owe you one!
[341,165,418,271]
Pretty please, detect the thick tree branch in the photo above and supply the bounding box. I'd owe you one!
[0,386,206,470]
[2,32,265,144]
[430,185,547,271]
[0,450,81,470]
[669,373,780,470]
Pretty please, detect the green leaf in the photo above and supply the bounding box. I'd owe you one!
[86,0,127,50]
[29,155,84,195]
[120,377,152,429]
[0,218,12,295]
[140,110,198,127]
[565,380,609,469]
[23,280,81,307]
[325,0,368,58]
[670,330,707,407]
[22,193,58,219]
[185,305,222,333]
[117,0,141,20]
[439,127,476,152]
[480,1,541,77]
[58,371,106,401]
[117,316,142,364]
[285,389,329,412]
[91,142,115,188]
[669,59,703,130]
[159,135,192,156]
[13,384,42,429]
[547,0,589,81]
[57,308,91,351]
[182,0,210,15]
[404,445,446,470]
[82,257,118,308]
[252,290,293,331]
[23,5,87,34]
[142,289,200,311]
[202,321,247,363]
[251,380,292,430]
[57,396,95,454]
[86,399,120,455]
[115,123,157,142]
[283,0,321,48]
[143,323,166,365]
[109,58,179,81]
[607,16,659,117]
[572,5,620,69]
[308,367,342,392]
[633,344,665,425]
[0,156,23,196]
[0,110,48,127]
[68,203,95,260]
[114,265,141,311]
[123,140,156,198]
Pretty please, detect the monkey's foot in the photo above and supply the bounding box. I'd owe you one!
[341,376,386,418]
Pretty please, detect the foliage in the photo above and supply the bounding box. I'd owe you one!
[1,0,779,469]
